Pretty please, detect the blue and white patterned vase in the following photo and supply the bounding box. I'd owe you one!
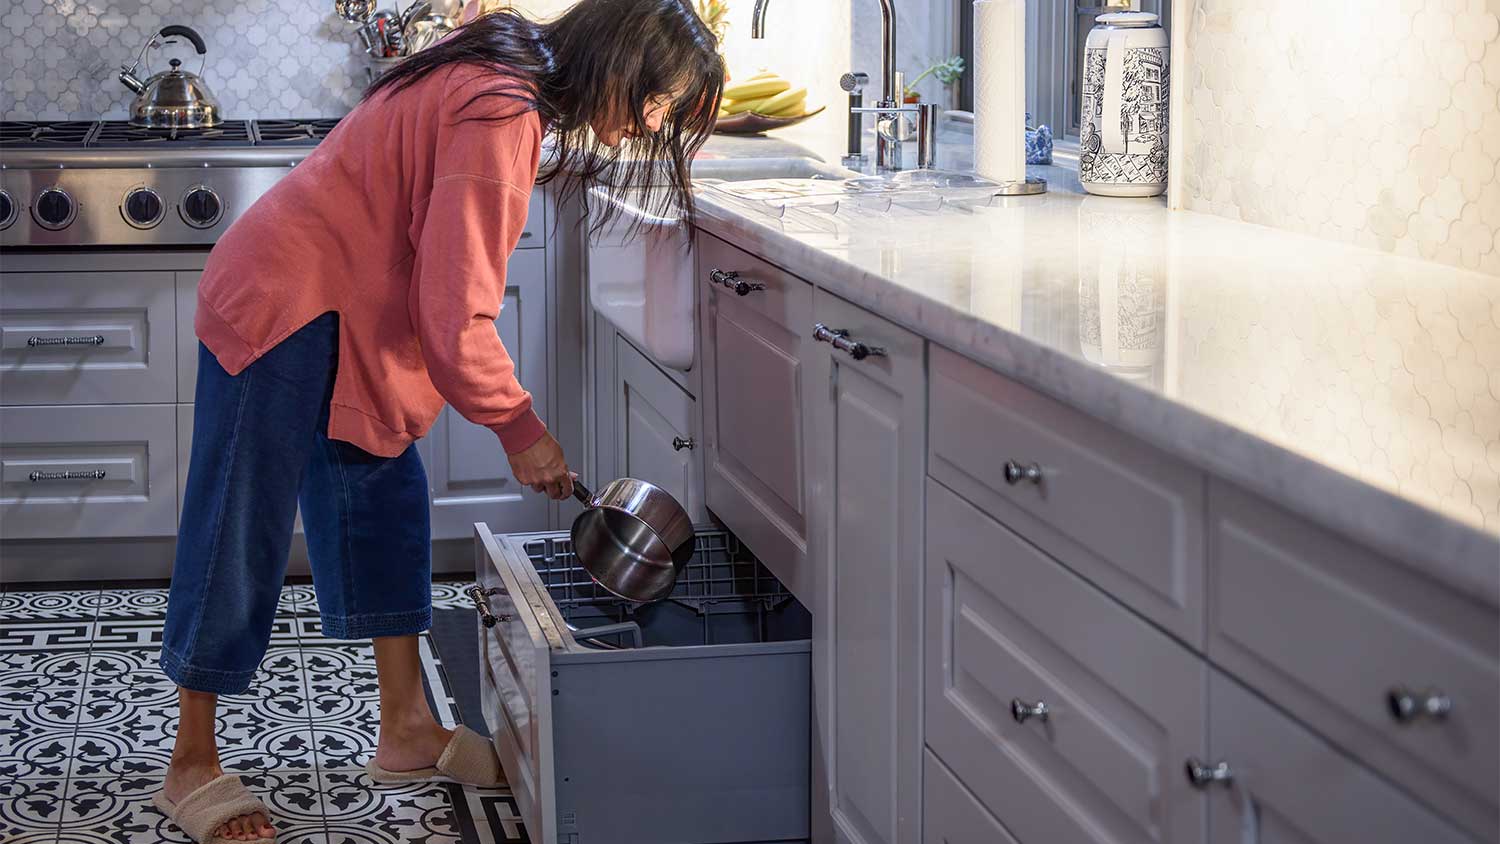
[1025,114,1053,165]
[1079,11,1169,197]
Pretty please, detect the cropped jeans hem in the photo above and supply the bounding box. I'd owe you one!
[159,646,257,696]
[318,607,432,640]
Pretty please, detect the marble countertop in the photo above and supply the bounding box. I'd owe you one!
[687,146,1499,598]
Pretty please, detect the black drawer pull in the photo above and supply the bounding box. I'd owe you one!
[709,268,766,296]
[26,335,105,347]
[29,470,107,482]
[813,323,886,361]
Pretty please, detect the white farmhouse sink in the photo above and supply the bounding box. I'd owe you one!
[587,157,857,372]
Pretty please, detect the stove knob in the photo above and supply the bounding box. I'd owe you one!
[122,187,165,229]
[180,186,223,229]
[0,190,15,231]
[33,188,77,231]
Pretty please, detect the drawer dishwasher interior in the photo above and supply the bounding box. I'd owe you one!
[475,525,812,844]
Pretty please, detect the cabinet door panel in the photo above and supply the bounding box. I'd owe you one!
[925,480,1206,844]
[1209,481,1498,839]
[808,291,925,844]
[697,233,812,597]
[177,272,199,401]
[423,249,548,539]
[615,335,704,522]
[1207,671,1473,844]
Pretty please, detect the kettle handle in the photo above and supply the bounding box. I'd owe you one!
[160,25,208,55]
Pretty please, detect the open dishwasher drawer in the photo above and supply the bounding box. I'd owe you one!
[473,524,812,844]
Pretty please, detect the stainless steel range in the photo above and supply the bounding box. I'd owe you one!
[0,118,339,248]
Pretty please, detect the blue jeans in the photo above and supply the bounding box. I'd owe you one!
[161,313,432,695]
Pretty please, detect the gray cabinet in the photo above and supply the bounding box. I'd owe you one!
[0,270,177,406]
[1204,670,1473,843]
[1208,481,1499,840]
[177,271,200,401]
[697,234,812,601]
[1,404,178,539]
[419,247,550,539]
[924,479,1208,843]
[805,290,925,844]
[928,345,1207,647]
[922,751,1019,844]
[610,334,705,523]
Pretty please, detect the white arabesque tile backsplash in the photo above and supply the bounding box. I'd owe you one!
[0,0,370,121]
[1179,0,1500,276]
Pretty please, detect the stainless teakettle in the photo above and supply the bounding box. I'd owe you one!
[118,26,223,129]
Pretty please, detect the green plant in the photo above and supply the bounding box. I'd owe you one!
[695,0,730,43]
[903,55,965,100]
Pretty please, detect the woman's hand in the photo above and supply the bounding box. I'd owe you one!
[508,432,574,500]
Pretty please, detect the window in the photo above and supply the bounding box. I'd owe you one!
[958,0,1170,142]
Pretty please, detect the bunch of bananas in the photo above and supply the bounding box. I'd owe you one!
[718,72,810,118]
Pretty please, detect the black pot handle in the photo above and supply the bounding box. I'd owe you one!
[572,479,594,507]
[159,25,208,54]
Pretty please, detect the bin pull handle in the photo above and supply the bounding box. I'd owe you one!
[466,584,510,628]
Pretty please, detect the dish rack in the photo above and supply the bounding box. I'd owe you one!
[516,529,805,650]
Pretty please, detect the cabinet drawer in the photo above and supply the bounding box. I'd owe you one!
[477,526,811,844]
[928,345,1206,646]
[0,271,177,405]
[1206,670,1474,843]
[697,234,812,597]
[923,750,1019,844]
[1209,482,1499,839]
[925,480,1207,843]
[1,404,179,538]
[177,272,199,401]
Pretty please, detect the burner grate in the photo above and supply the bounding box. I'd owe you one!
[89,120,255,148]
[0,121,99,148]
[250,118,342,146]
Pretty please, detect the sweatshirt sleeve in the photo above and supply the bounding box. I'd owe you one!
[410,96,547,455]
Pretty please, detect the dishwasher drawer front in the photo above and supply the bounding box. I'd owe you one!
[477,525,813,844]
[552,644,812,844]
[475,525,557,844]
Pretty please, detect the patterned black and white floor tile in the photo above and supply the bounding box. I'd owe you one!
[0,590,101,620]
[429,582,476,611]
[83,589,173,619]
[2,582,528,844]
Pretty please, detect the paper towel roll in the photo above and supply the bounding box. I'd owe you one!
[973,0,1026,185]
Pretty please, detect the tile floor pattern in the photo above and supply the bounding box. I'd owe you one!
[1,583,528,844]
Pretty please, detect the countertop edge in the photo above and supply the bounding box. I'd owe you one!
[694,201,1500,607]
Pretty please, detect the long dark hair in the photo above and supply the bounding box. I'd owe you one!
[367,0,724,231]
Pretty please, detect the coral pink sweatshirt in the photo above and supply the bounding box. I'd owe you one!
[195,62,546,458]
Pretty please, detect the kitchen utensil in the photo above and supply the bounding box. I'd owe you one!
[569,477,694,603]
[118,26,223,129]
[335,0,377,21]
[398,0,432,33]
[401,13,454,54]
[1079,11,1169,197]
[372,9,403,57]
[713,106,826,136]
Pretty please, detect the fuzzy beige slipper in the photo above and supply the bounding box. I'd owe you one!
[151,774,275,844]
[365,725,505,787]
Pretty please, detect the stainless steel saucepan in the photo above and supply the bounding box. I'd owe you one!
[570,478,694,603]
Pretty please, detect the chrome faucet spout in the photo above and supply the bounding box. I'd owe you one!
[750,0,898,106]
[751,0,903,171]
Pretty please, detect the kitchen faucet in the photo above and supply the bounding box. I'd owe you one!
[752,0,935,173]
